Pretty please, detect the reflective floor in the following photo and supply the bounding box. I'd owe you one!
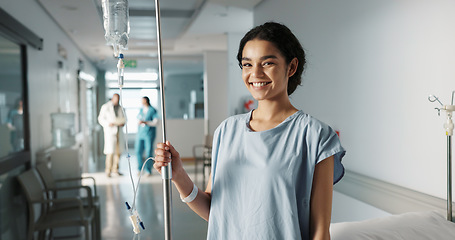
[84,154,390,240]
[85,155,208,240]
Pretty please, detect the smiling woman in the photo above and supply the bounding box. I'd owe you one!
[153,21,345,240]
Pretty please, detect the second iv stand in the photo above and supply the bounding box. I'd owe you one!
[428,91,455,222]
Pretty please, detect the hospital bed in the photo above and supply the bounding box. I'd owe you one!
[329,170,455,239]
[330,210,455,239]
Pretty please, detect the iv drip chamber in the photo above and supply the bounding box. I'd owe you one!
[117,53,125,87]
[101,0,130,57]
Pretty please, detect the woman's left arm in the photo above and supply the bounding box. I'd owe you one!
[310,155,334,240]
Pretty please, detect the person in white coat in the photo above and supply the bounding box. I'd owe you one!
[98,93,126,177]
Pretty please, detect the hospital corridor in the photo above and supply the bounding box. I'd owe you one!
[2,0,455,239]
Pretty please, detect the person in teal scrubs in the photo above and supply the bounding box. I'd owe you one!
[135,96,158,176]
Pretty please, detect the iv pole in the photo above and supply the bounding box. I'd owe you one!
[429,92,455,222]
[154,0,173,239]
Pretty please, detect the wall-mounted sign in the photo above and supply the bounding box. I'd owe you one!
[124,59,137,68]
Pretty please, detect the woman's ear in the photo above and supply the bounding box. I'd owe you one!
[287,57,298,78]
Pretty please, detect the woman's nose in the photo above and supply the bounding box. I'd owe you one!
[251,65,264,77]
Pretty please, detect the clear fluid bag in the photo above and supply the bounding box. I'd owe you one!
[101,0,130,57]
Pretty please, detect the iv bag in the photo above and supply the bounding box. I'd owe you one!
[101,0,130,57]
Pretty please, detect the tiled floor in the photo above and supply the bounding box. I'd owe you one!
[84,154,390,240]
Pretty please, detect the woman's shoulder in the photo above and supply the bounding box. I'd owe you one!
[222,112,250,126]
[293,110,332,131]
[215,112,250,133]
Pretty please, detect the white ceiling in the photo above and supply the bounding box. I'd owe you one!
[36,0,262,75]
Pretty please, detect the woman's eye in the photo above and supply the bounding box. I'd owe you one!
[242,63,252,67]
[263,62,274,66]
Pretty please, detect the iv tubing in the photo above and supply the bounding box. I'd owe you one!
[119,64,148,235]
[119,86,136,196]
[118,57,141,232]
[118,57,149,233]
[132,157,154,210]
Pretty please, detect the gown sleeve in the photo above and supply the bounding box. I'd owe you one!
[312,120,346,184]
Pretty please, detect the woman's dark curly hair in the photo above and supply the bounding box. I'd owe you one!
[237,22,306,96]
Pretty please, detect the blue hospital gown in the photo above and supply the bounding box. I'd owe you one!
[207,110,345,240]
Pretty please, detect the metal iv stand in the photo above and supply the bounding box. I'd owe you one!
[154,0,173,239]
[428,91,455,222]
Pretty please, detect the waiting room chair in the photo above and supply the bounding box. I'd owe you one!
[17,169,96,240]
[35,163,101,240]
[193,134,212,188]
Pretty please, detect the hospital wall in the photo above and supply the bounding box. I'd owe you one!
[2,0,98,163]
[1,0,98,238]
[204,51,229,134]
[252,0,455,200]
[165,73,204,119]
[227,33,251,115]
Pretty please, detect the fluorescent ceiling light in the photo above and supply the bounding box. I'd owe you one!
[105,71,158,81]
[107,82,159,89]
[79,71,95,82]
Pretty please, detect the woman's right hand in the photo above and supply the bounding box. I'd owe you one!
[154,141,184,178]
[155,141,212,221]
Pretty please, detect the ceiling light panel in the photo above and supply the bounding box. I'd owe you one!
[129,17,188,39]
[128,0,200,10]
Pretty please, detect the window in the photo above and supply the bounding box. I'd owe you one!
[0,35,24,157]
[0,7,42,173]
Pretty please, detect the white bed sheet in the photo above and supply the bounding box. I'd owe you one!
[330,211,455,240]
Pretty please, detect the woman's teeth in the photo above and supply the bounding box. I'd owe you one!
[252,82,269,87]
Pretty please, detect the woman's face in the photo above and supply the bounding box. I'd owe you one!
[142,98,147,106]
[241,39,297,102]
